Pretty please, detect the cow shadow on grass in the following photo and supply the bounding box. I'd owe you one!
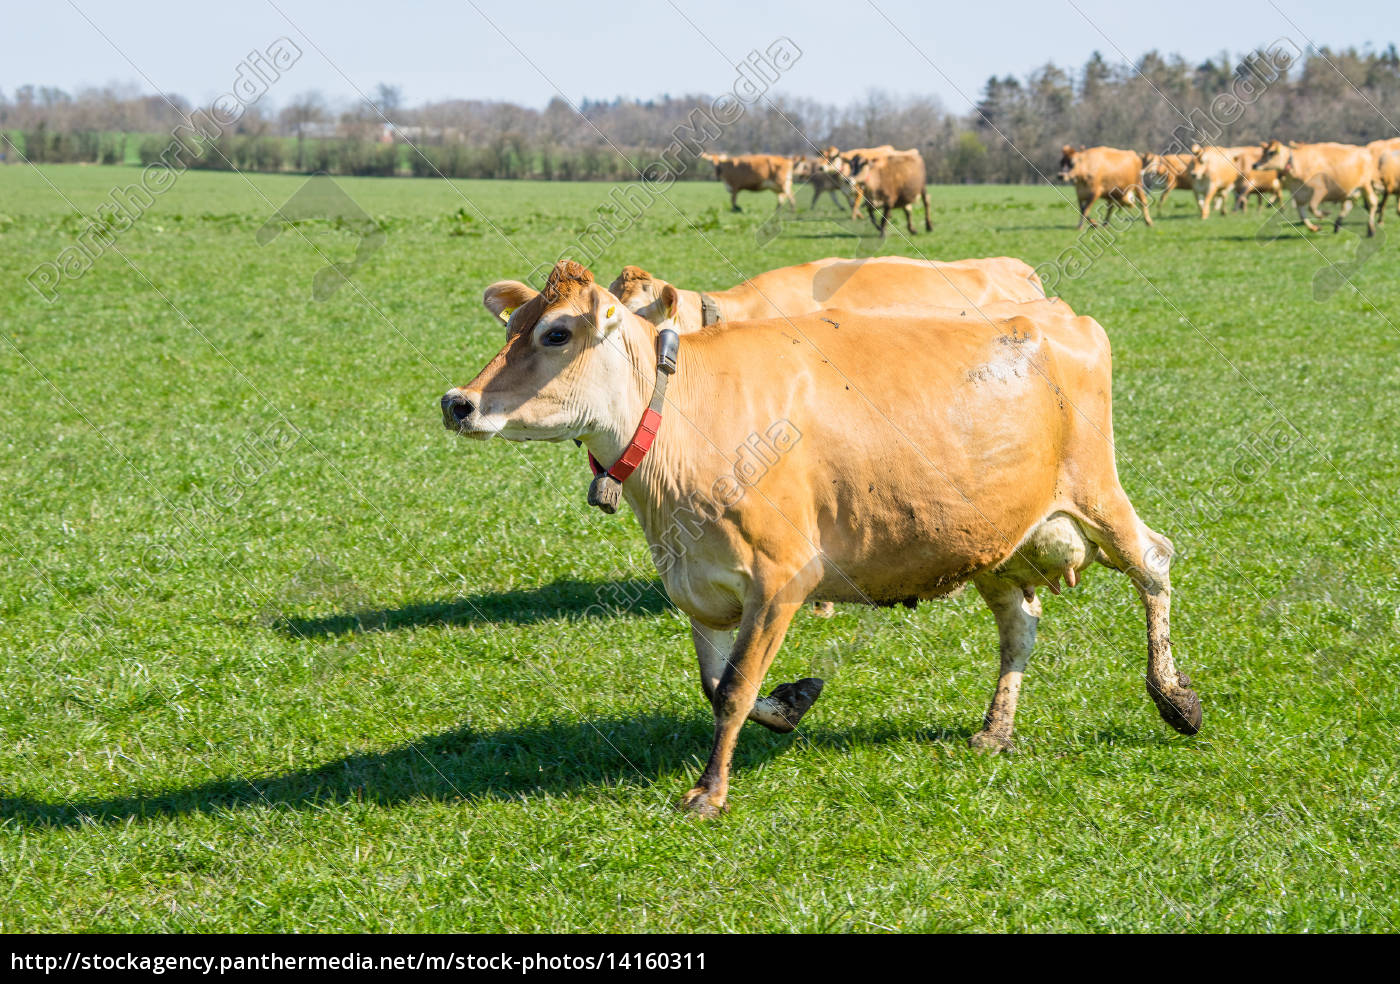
[274,577,673,638]
[0,714,966,829]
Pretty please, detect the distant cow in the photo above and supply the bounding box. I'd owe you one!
[609,256,1045,333]
[847,149,932,237]
[1141,152,1196,207]
[792,149,852,210]
[1366,137,1400,166]
[1255,139,1379,236]
[1057,145,1153,228]
[1188,145,1261,219]
[839,146,898,218]
[442,260,1199,816]
[699,152,796,212]
[1375,150,1400,223]
[1233,164,1283,213]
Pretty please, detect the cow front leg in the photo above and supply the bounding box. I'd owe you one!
[1291,185,1320,232]
[968,574,1041,752]
[1077,191,1100,228]
[729,187,741,212]
[681,573,814,818]
[691,620,824,734]
[1333,196,1355,233]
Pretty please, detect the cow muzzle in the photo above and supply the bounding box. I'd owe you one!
[440,389,480,434]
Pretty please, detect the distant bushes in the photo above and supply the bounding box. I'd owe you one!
[10,128,126,164]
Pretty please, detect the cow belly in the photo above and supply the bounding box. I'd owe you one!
[807,431,1064,604]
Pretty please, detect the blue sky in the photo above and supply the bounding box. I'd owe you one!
[8,0,1397,114]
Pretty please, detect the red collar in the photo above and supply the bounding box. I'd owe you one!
[585,328,679,513]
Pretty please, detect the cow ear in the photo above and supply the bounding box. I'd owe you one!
[483,280,537,324]
[659,284,680,326]
[590,286,624,337]
[1061,144,1073,156]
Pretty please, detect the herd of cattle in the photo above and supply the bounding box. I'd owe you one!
[698,136,1400,237]
[442,249,1201,815]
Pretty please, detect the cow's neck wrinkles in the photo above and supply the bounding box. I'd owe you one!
[672,288,707,331]
[579,313,660,470]
[579,315,715,541]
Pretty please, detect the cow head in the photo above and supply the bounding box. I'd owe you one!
[441,261,676,444]
[1255,139,1291,175]
[607,265,675,326]
[698,151,727,176]
[1141,153,1163,181]
[1057,145,1078,181]
[1189,149,1211,183]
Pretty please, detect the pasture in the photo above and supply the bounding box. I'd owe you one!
[1,165,1397,932]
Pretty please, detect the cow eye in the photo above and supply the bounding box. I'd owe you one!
[542,327,571,347]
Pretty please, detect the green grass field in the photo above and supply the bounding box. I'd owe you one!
[1,165,1397,932]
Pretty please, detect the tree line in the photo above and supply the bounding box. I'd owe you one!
[3,44,1398,183]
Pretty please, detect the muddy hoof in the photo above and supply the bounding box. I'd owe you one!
[1149,672,1203,736]
[678,787,727,819]
[760,678,825,733]
[968,730,1014,754]
[810,601,835,618]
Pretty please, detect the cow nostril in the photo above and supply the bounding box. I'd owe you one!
[441,392,475,424]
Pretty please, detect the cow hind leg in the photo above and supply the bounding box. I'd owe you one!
[969,574,1041,753]
[729,187,741,212]
[1084,500,1202,737]
[1136,186,1154,226]
[921,188,932,231]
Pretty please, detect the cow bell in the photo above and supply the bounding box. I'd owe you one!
[588,472,624,514]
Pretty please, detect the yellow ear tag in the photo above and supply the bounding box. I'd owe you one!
[606,305,615,318]
[499,307,514,323]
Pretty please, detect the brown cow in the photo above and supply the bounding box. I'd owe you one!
[441,260,1199,816]
[608,256,1045,333]
[838,145,898,218]
[1375,150,1400,223]
[1255,139,1379,236]
[699,152,796,212]
[1057,145,1153,229]
[1188,145,1261,219]
[847,149,933,237]
[1366,137,1400,165]
[1233,156,1283,213]
[792,150,852,210]
[1141,152,1196,207]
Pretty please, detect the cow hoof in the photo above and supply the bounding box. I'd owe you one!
[678,787,728,818]
[1149,672,1203,736]
[760,678,825,733]
[810,601,835,618]
[968,730,1014,754]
